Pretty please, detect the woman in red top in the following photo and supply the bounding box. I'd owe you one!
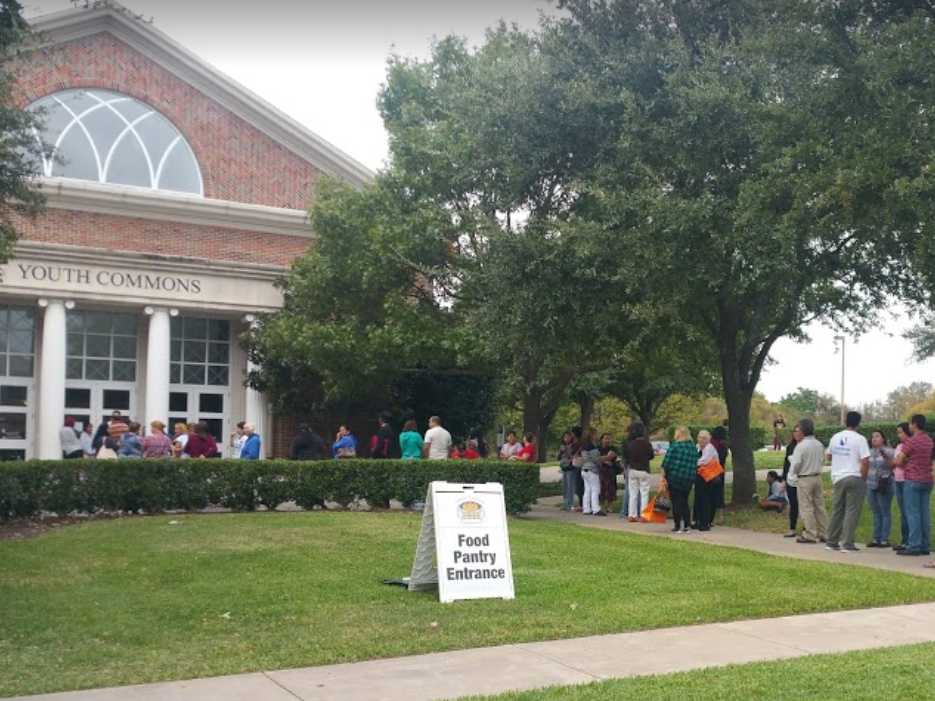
[463,439,481,460]
[513,433,538,463]
[186,422,219,459]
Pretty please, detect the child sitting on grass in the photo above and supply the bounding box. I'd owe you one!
[759,470,787,512]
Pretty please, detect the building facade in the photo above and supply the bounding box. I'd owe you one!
[4,3,371,459]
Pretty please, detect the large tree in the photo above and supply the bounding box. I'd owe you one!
[378,27,635,458]
[552,0,931,502]
[0,0,44,259]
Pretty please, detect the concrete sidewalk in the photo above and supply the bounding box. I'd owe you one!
[10,603,935,701]
[527,498,935,578]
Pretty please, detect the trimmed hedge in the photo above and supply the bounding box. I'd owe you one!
[0,459,539,521]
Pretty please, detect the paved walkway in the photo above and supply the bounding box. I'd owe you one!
[11,602,935,701]
[527,497,935,578]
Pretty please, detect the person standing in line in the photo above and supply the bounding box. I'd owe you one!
[514,433,538,463]
[892,422,911,551]
[558,431,578,511]
[172,422,190,458]
[289,423,326,460]
[229,421,247,459]
[788,418,828,544]
[240,423,262,460]
[894,414,934,559]
[781,424,803,537]
[709,425,729,524]
[92,410,122,453]
[624,422,654,522]
[571,425,585,509]
[865,430,895,548]
[597,433,621,514]
[80,421,95,458]
[142,420,172,458]
[118,422,143,459]
[694,429,722,531]
[578,427,603,516]
[499,431,523,460]
[399,419,423,460]
[60,417,83,459]
[663,426,697,533]
[186,422,218,459]
[825,411,871,553]
[370,414,396,459]
[423,416,452,460]
[332,425,358,458]
[463,440,481,460]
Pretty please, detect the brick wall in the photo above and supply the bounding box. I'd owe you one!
[12,32,321,210]
[15,209,310,267]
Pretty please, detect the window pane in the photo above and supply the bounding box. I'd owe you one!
[85,334,110,358]
[0,328,7,353]
[112,361,136,382]
[0,412,27,439]
[85,358,109,381]
[67,333,84,356]
[66,311,84,332]
[198,393,223,413]
[8,330,32,354]
[112,314,137,336]
[0,386,27,407]
[0,449,26,461]
[169,392,188,412]
[9,310,34,331]
[52,127,100,181]
[170,339,181,362]
[8,355,33,377]
[208,320,230,341]
[0,355,6,375]
[158,139,202,194]
[85,312,111,333]
[107,134,151,188]
[183,317,207,339]
[169,363,181,384]
[170,316,182,338]
[103,390,130,411]
[183,364,205,384]
[208,342,229,364]
[82,106,125,164]
[201,418,223,444]
[207,366,229,386]
[66,358,83,379]
[65,388,91,408]
[112,336,136,359]
[183,340,205,363]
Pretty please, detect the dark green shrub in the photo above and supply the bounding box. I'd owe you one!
[0,459,538,521]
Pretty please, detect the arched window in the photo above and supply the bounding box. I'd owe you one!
[28,88,203,195]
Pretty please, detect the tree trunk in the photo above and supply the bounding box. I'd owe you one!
[522,398,548,462]
[578,395,595,431]
[724,385,755,505]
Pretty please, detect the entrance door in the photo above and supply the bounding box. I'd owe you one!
[168,387,229,446]
[0,380,32,460]
[64,383,136,434]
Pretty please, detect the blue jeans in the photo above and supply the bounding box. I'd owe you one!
[561,468,577,510]
[903,480,933,554]
[867,483,893,544]
[894,481,910,546]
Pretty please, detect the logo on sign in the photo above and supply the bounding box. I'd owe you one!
[457,499,485,523]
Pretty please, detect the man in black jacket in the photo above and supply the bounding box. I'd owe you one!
[289,423,326,460]
[370,414,397,459]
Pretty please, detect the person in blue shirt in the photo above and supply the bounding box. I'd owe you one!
[332,424,358,458]
[240,423,262,460]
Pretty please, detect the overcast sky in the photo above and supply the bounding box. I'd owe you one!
[23,0,935,407]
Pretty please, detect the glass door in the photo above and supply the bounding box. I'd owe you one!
[0,381,31,460]
[168,388,229,446]
[64,383,136,435]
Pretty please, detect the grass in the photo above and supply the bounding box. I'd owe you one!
[460,642,935,700]
[5,513,935,697]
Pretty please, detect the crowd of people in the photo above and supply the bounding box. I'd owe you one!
[557,423,727,526]
[773,411,935,566]
[59,412,262,460]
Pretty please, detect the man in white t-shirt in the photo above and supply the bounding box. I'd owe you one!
[423,416,452,460]
[499,431,523,460]
[825,411,871,552]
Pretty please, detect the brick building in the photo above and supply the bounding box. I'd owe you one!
[2,3,371,459]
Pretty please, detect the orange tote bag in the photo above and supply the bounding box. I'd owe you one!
[698,460,725,482]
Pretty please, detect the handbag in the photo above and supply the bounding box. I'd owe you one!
[641,497,668,523]
[653,494,671,512]
[698,459,725,483]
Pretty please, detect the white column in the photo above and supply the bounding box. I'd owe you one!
[37,298,73,459]
[144,306,176,430]
[243,314,268,457]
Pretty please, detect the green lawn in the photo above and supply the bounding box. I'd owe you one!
[720,474,927,546]
[461,642,935,700]
[5,513,935,697]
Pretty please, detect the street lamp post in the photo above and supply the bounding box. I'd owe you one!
[834,335,845,425]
